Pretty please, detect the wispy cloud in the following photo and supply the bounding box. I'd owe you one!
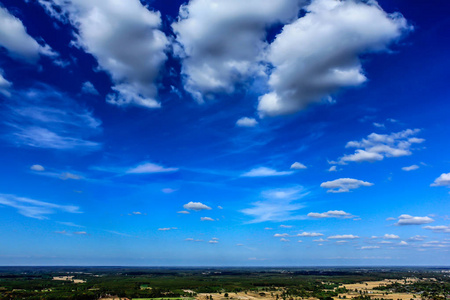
[308,210,354,219]
[297,232,323,237]
[241,167,294,177]
[126,162,178,174]
[328,234,359,239]
[0,194,81,219]
[402,165,419,171]
[423,225,450,233]
[201,217,214,221]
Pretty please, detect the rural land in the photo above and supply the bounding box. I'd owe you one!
[0,267,448,300]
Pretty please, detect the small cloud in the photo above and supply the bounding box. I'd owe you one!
[373,122,385,128]
[399,241,408,246]
[185,238,194,241]
[177,210,190,214]
[402,165,419,171]
[211,237,219,240]
[336,240,348,244]
[386,217,396,221]
[280,225,292,228]
[320,178,373,193]
[383,234,400,239]
[60,172,83,180]
[264,227,273,230]
[237,243,244,246]
[236,117,258,127]
[218,206,223,209]
[158,227,176,231]
[132,211,142,215]
[308,210,354,219]
[30,164,45,171]
[55,230,68,235]
[280,238,290,242]
[209,240,219,244]
[183,202,212,211]
[395,214,434,226]
[361,246,380,250]
[126,162,178,174]
[298,240,302,243]
[408,235,427,241]
[274,233,289,237]
[430,173,450,187]
[162,188,177,194]
[314,238,327,242]
[290,162,307,170]
[423,225,450,233]
[74,231,88,235]
[201,217,214,221]
[328,234,359,239]
[241,167,293,177]
[81,81,99,95]
[328,166,337,172]
[297,232,323,237]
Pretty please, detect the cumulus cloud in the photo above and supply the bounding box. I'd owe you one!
[0,6,56,63]
[274,233,289,237]
[201,217,214,221]
[423,225,450,233]
[394,214,434,226]
[383,234,400,239]
[3,86,101,151]
[126,162,178,174]
[430,173,450,187]
[30,164,45,171]
[297,232,323,237]
[258,0,410,116]
[290,162,307,170]
[402,165,419,171]
[408,235,427,241]
[241,167,293,177]
[280,238,290,242]
[328,234,359,239]
[236,117,258,127]
[172,0,303,102]
[0,193,81,219]
[183,202,212,211]
[38,0,169,108]
[333,129,424,164]
[81,81,99,95]
[241,187,307,223]
[307,210,353,219]
[320,178,373,193]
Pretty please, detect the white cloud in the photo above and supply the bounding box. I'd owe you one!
[361,246,380,250]
[280,238,290,242]
[209,240,218,244]
[258,0,410,116]
[320,178,373,193]
[201,217,214,221]
[241,187,307,223]
[398,241,408,246]
[402,165,419,171]
[328,166,337,172]
[126,162,178,174]
[290,162,307,170]
[158,228,175,231]
[59,172,82,180]
[383,234,400,239]
[132,212,142,215]
[0,6,56,63]
[241,167,293,177]
[335,129,424,164]
[0,70,12,97]
[236,117,258,127]
[328,234,359,239]
[3,86,101,151]
[172,0,303,102]
[373,123,385,128]
[81,81,99,95]
[39,0,169,108]
[183,202,212,211]
[408,235,426,241]
[0,193,80,219]
[30,164,45,171]
[423,225,450,233]
[162,188,177,194]
[307,210,353,219]
[297,232,323,237]
[280,225,292,228]
[430,173,450,187]
[395,214,434,226]
[177,210,190,214]
[74,231,88,235]
[274,233,289,237]
[313,238,326,242]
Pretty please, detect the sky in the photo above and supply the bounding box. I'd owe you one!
[0,0,449,267]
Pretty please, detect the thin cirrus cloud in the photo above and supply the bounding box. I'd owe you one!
[258,0,410,116]
[0,6,57,64]
[3,86,101,151]
[241,167,293,177]
[126,162,179,174]
[307,210,354,219]
[320,178,373,193]
[37,0,169,109]
[0,194,81,220]
[332,129,424,164]
[172,0,303,102]
[393,214,434,226]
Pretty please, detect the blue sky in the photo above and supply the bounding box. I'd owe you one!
[0,0,449,266]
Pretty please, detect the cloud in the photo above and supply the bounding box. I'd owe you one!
[30,164,45,171]
[209,240,218,244]
[402,165,419,171]
[383,234,400,239]
[398,241,408,246]
[408,235,427,241]
[274,233,289,237]
[132,212,142,215]
[177,210,190,214]
[0,70,12,97]
[201,217,214,221]
[313,238,326,242]
[38,0,169,108]
[290,162,307,170]
[394,214,434,226]
[74,231,88,235]
[334,129,424,164]
[307,210,354,219]
[81,81,99,95]
[158,228,176,231]
[126,162,178,174]
[328,166,337,172]
[361,246,380,250]
[423,225,450,233]
[320,178,373,193]
[172,0,303,102]
[373,123,385,128]
[0,6,57,63]
[0,194,81,219]
[236,117,258,127]
[60,172,83,180]
[241,187,307,223]
[280,225,292,228]
[430,173,450,187]
[3,86,101,151]
[258,0,410,116]
[280,238,290,242]
[241,167,293,177]
[297,232,323,237]
[328,234,359,239]
[183,202,212,211]
[162,188,177,194]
